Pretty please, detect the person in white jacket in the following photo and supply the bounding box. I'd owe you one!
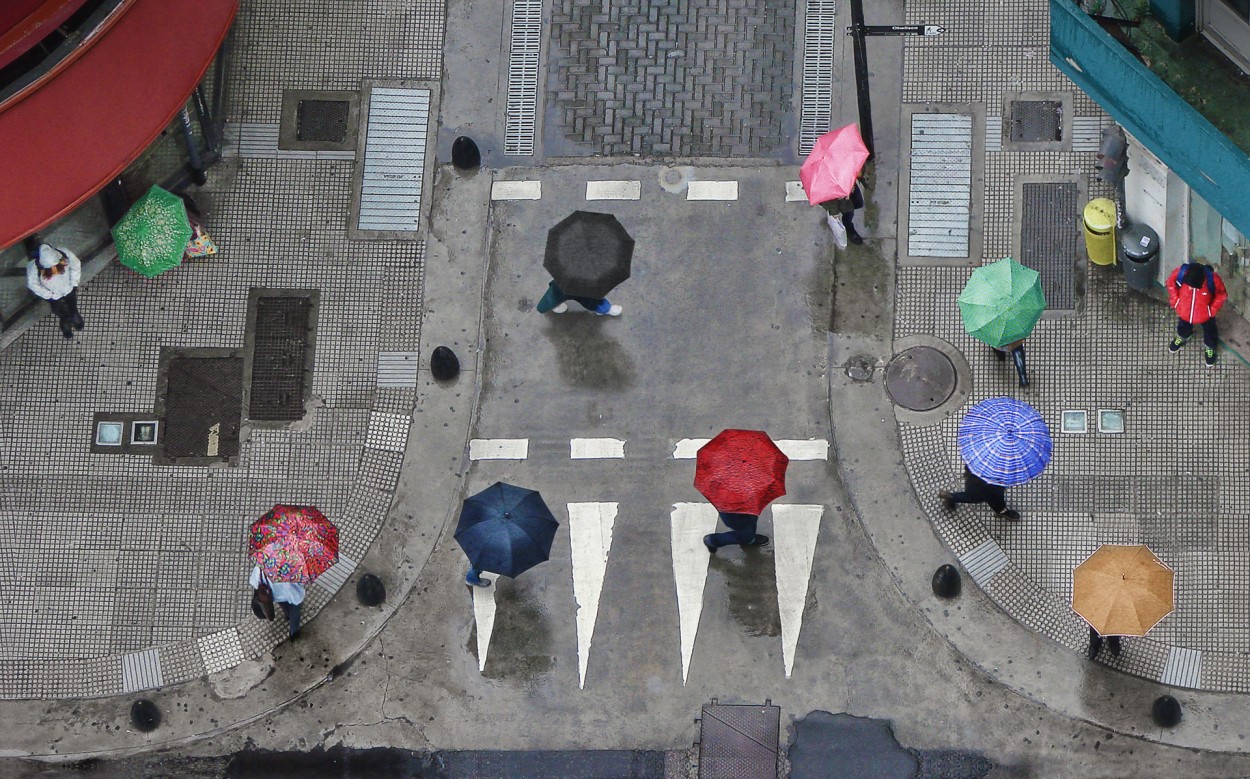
[26,243,84,339]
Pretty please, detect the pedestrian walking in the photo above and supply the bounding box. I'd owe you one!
[1087,625,1122,660]
[703,511,769,553]
[466,567,491,588]
[536,279,622,316]
[249,564,304,638]
[819,178,865,247]
[1167,261,1226,366]
[26,243,83,339]
[992,337,1029,387]
[938,466,1021,520]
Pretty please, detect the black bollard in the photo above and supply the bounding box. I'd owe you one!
[1152,695,1182,728]
[356,573,386,606]
[431,346,460,381]
[451,136,481,170]
[130,699,161,732]
[932,564,961,598]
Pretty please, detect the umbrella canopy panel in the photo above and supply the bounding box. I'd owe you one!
[694,429,789,515]
[249,504,340,584]
[455,482,559,578]
[957,257,1047,349]
[957,397,1052,487]
[542,210,635,299]
[1073,545,1175,636]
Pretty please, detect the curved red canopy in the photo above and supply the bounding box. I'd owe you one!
[0,0,238,250]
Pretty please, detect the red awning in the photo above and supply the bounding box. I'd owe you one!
[0,0,238,250]
[0,0,94,71]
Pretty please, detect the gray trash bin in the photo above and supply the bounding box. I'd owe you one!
[1120,223,1160,291]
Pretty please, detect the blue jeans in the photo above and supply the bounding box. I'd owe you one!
[278,601,301,637]
[466,568,488,586]
[536,281,612,314]
[706,512,759,549]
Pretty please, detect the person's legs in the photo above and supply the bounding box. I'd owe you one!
[466,567,491,587]
[1171,318,1194,352]
[63,290,83,330]
[47,297,74,338]
[1107,634,1122,657]
[571,296,622,316]
[279,601,302,638]
[1010,346,1029,387]
[1088,626,1103,660]
[705,514,765,551]
[840,211,863,244]
[536,282,568,314]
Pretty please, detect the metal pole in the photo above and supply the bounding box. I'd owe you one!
[849,0,875,159]
[179,105,208,187]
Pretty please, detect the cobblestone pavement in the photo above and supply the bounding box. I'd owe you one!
[0,0,443,699]
[546,0,796,157]
[896,0,1250,693]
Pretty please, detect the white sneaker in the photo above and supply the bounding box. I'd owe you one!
[600,304,622,317]
[552,302,568,313]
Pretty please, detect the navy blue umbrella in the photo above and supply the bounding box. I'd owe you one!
[454,482,559,578]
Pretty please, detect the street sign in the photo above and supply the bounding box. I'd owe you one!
[847,24,946,36]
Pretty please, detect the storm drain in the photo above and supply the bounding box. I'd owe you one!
[357,87,430,232]
[698,701,780,779]
[504,0,542,156]
[297,99,350,143]
[1010,100,1062,143]
[159,352,243,462]
[798,0,838,157]
[908,113,972,258]
[1020,182,1079,311]
[248,295,315,422]
[884,346,956,411]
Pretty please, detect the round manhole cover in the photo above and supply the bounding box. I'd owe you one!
[884,346,956,411]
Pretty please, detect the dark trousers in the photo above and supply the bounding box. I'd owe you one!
[1177,317,1218,349]
[993,345,1029,387]
[536,281,610,314]
[948,468,1007,513]
[278,601,302,637]
[706,512,759,549]
[47,291,79,333]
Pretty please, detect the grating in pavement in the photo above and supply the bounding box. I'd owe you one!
[160,353,243,461]
[798,0,838,157]
[248,296,314,422]
[297,99,351,142]
[908,113,973,258]
[505,0,542,156]
[698,701,780,779]
[358,87,431,232]
[1010,100,1062,143]
[1019,182,1079,311]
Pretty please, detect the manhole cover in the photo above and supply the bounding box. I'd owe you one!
[699,702,780,779]
[1010,100,1062,142]
[161,353,243,461]
[297,99,350,143]
[846,355,874,382]
[249,296,315,421]
[884,347,956,411]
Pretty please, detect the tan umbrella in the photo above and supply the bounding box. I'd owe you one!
[1072,545,1174,636]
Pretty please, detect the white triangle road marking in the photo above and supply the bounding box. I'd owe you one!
[569,502,617,689]
[772,505,823,678]
[471,573,498,673]
[670,502,720,684]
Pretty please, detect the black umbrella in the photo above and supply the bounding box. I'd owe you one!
[543,211,634,299]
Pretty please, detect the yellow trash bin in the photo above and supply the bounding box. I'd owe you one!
[1083,198,1117,265]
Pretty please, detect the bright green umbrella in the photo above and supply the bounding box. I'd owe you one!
[111,185,192,277]
[957,257,1047,348]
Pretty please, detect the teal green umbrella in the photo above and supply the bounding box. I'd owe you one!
[957,257,1046,348]
[111,185,193,277]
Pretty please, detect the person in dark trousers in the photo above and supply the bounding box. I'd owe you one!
[1087,626,1122,660]
[466,567,491,588]
[536,280,622,317]
[703,511,769,553]
[992,338,1029,387]
[249,565,304,639]
[939,466,1020,520]
[1167,261,1227,367]
[26,243,84,339]
[818,178,865,245]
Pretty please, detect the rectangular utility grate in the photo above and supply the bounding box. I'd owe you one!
[249,296,314,421]
[1010,100,1062,142]
[908,113,972,257]
[798,0,838,157]
[161,354,243,460]
[297,99,350,142]
[504,0,542,156]
[358,87,430,232]
[698,702,780,779]
[1020,182,1079,310]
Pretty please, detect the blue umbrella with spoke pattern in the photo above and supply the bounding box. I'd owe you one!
[958,397,1052,486]
[454,482,559,578]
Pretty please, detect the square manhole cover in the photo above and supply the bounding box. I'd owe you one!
[247,293,316,422]
[699,701,780,779]
[159,353,243,462]
[297,99,350,143]
[1010,100,1062,142]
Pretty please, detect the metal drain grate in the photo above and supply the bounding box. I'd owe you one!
[698,701,780,779]
[798,0,838,157]
[249,297,314,421]
[161,354,243,460]
[1010,100,1062,143]
[504,0,542,156]
[908,113,972,257]
[297,99,350,142]
[358,87,430,232]
[1020,182,1079,310]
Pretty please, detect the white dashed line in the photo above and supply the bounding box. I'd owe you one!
[586,180,641,200]
[672,439,711,459]
[775,439,830,460]
[686,181,739,201]
[785,181,809,202]
[491,180,542,200]
[570,438,626,459]
[469,438,529,460]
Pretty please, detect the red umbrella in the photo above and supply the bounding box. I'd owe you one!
[694,430,789,515]
[249,504,340,584]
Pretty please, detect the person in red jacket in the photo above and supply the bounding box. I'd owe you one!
[1167,261,1227,367]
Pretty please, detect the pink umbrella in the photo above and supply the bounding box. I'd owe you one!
[800,124,871,205]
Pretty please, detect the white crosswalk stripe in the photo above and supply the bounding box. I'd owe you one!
[568,502,617,688]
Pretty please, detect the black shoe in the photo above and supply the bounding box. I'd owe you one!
[745,534,770,547]
[992,348,1007,362]
[1108,635,1122,657]
[938,491,956,511]
[847,228,864,245]
[703,535,717,554]
[996,509,1021,520]
[60,326,74,339]
[1088,634,1103,660]
[72,313,84,331]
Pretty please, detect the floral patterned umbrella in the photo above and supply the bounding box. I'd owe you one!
[111,185,192,277]
[249,504,339,584]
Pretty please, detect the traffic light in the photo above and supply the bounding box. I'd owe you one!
[1096,126,1129,184]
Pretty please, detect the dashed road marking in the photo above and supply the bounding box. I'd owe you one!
[491,180,542,200]
[570,438,626,459]
[469,438,529,460]
[672,439,712,458]
[670,502,720,684]
[772,504,823,678]
[776,439,830,460]
[786,181,809,202]
[569,502,617,689]
[686,181,739,201]
[586,180,642,200]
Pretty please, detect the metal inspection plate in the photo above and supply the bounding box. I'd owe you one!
[884,346,956,411]
[162,355,243,460]
[1010,100,1062,142]
[297,99,350,143]
[248,296,314,422]
[699,702,780,779]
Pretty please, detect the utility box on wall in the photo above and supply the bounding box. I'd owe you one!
[1152,0,1196,41]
